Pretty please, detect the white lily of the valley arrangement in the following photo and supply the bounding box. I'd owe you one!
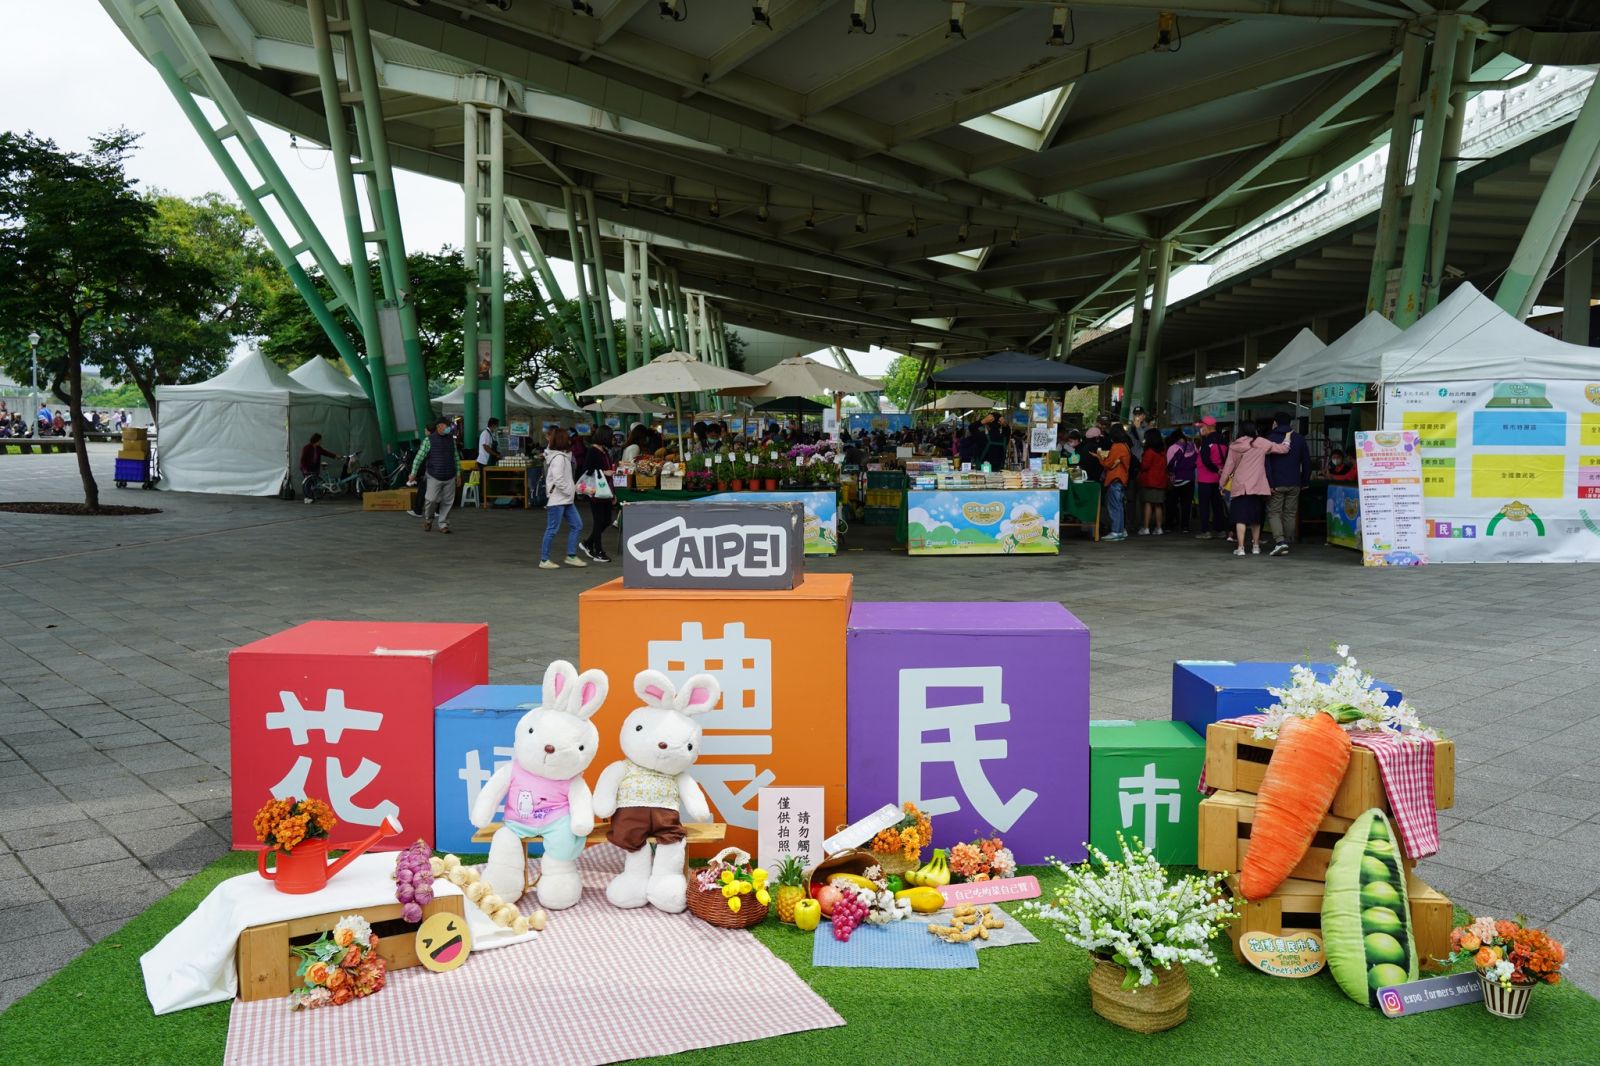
[1255,645,1438,742]
[1026,835,1236,990]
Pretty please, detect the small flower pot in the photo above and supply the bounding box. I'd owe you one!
[729,479,743,492]
[764,479,779,491]
[1480,973,1536,1019]
[716,480,729,492]
[1087,958,1190,1033]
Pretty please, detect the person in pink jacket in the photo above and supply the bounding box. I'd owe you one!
[1217,421,1293,557]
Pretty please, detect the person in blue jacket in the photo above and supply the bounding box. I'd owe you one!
[1265,412,1312,556]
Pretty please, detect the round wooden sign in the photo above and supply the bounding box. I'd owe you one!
[1240,929,1326,978]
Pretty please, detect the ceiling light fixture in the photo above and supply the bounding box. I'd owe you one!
[855,213,867,233]
[1154,11,1181,52]
[658,0,687,21]
[848,0,875,34]
[906,214,918,239]
[946,1,965,40]
[757,200,769,222]
[568,0,593,15]
[1047,5,1074,47]
[709,193,721,218]
[751,0,771,28]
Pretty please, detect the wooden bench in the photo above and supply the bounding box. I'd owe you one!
[470,821,727,894]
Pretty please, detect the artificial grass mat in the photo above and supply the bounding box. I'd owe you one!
[4,853,1599,1066]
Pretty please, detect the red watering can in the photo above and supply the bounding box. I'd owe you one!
[258,818,400,895]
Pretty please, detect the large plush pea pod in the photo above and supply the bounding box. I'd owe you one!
[1321,808,1416,1005]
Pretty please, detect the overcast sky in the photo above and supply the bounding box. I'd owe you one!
[3,0,897,373]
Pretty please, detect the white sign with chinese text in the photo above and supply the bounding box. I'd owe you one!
[758,786,825,874]
[1354,430,1427,567]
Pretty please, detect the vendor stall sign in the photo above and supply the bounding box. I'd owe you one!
[906,489,1060,554]
[1327,483,1361,550]
[703,491,839,555]
[1355,430,1427,566]
[1241,930,1326,978]
[509,419,531,436]
[758,786,824,874]
[622,501,805,590]
[1376,972,1484,1018]
[937,875,1041,907]
[1312,382,1369,407]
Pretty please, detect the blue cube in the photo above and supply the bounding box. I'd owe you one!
[434,685,543,854]
[1171,661,1402,735]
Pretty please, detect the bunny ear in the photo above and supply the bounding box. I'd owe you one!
[568,669,609,720]
[633,669,677,708]
[542,661,580,711]
[674,673,722,717]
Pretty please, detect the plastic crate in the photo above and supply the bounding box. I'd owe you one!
[114,457,149,483]
[865,471,908,489]
[863,506,902,526]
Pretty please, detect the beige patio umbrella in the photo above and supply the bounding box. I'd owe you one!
[916,390,1004,412]
[579,351,765,454]
[720,354,884,398]
[582,395,673,416]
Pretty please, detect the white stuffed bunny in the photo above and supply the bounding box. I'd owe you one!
[592,670,719,912]
[470,660,607,910]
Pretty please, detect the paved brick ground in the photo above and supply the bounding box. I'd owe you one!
[2,445,1599,1009]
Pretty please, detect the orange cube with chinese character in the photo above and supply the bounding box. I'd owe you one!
[578,574,851,855]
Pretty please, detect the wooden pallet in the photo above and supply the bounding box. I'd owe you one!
[1225,872,1452,972]
[1204,721,1454,820]
[236,895,466,1003]
[1198,789,1417,883]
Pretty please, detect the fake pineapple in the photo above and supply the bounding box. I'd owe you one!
[773,855,807,924]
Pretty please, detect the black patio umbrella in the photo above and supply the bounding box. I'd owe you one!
[753,396,828,414]
[930,350,1108,389]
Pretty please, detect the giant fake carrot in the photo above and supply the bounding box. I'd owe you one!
[1239,709,1357,901]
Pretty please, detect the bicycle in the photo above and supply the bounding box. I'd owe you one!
[306,452,382,500]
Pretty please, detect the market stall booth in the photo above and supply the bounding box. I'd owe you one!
[1375,283,1600,562]
[155,349,347,496]
[289,358,384,467]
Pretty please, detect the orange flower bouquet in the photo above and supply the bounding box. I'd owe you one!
[1445,915,1566,1019]
[253,796,337,853]
[289,915,386,1010]
[869,803,933,875]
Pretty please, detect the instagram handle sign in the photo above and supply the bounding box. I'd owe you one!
[1375,973,1484,1019]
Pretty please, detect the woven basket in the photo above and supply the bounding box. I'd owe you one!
[1087,958,1190,1033]
[687,847,769,930]
[870,850,919,878]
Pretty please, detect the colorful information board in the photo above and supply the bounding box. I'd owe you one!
[905,489,1060,555]
[1355,430,1427,566]
[701,491,838,555]
[1326,483,1362,550]
[1383,379,1600,561]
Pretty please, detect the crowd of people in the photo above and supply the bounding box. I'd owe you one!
[1062,406,1354,556]
[0,402,135,437]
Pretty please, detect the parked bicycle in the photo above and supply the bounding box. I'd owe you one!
[305,452,382,500]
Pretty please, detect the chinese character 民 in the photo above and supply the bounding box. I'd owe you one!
[896,667,1038,831]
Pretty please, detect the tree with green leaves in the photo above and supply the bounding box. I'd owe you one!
[89,192,276,416]
[880,355,925,411]
[0,129,206,510]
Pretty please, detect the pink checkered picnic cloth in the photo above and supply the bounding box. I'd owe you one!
[224,845,843,1066]
[1210,715,1440,860]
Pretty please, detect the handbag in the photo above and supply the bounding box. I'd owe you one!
[592,475,614,500]
[575,471,598,497]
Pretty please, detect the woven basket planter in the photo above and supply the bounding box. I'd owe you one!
[686,848,769,931]
[1087,958,1191,1033]
[870,850,919,878]
[1480,973,1536,1019]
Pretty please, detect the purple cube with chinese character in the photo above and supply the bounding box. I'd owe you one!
[845,602,1089,864]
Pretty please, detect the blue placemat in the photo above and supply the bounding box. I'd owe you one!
[811,921,980,969]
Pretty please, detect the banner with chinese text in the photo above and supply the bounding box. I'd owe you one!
[1355,430,1427,566]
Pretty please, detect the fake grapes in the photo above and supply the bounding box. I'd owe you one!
[392,840,435,923]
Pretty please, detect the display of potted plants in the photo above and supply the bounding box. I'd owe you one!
[762,455,780,491]
[868,802,932,878]
[1027,835,1236,1033]
[1443,916,1567,1018]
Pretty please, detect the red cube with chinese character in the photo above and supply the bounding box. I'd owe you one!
[229,621,488,850]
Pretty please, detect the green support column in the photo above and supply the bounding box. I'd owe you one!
[461,105,481,441]
[1425,31,1477,313]
[1394,15,1463,328]
[1496,75,1600,319]
[488,107,507,424]
[1367,29,1427,315]
[306,0,396,448]
[346,0,429,436]
[1132,239,1175,415]
[582,189,621,377]
[1120,244,1152,418]
[1563,232,1594,343]
[562,187,601,383]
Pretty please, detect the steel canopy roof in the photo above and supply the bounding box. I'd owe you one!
[104,0,1595,358]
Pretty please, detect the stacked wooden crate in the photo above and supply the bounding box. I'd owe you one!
[1199,721,1456,970]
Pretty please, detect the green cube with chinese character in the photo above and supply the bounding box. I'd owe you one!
[1088,721,1204,865]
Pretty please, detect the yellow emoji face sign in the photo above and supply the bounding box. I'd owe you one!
[416,910,472,973]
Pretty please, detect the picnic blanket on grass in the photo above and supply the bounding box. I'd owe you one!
[224,845,843,1066]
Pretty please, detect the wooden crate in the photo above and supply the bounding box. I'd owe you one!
[1198,789,1417,883]
[236,895,465,1003]
[1204,721,1454,820]
[1225,872,1452,973]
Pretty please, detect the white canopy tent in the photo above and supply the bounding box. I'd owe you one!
[289,359,383,465]
[156,349,345,496]
[431,383,547,421]
[1376,283,1600,382]
[1191,328,1326,407]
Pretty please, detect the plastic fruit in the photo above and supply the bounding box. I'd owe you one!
[1359,856,1391,883]
[911,849,952,888]
[1368,963,1408,990]
[894,886,945,913]
[1362,906,1404,937]
[827,873,877,892]
[1364,932,1406,966]
[793,898,821,932]
[1360,880,1401,909]
[773,855,807,924]
[816,883,843,917]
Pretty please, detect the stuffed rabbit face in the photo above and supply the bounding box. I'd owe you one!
[514,661,607,780]
[618,669,721,776]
